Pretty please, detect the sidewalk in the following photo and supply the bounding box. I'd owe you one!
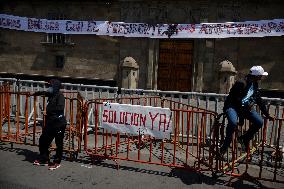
[0,142,283,189]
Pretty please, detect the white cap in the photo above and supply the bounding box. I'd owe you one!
[250,66,268,76]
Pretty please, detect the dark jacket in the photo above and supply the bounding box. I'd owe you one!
[223,77,270,117]
[34,79,67,127]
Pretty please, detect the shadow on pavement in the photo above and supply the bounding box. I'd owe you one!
[170,167,225,185]
[86,160,174,177]
[76,156,229,187]
[171,167,276,189]
[72,154,272,188]
[0,142,38,164]
[1,142,282,189]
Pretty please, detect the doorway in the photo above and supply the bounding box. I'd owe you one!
[157,40,193,92]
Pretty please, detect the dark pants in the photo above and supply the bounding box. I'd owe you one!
[220,107,263,152]
[39,121,66,164]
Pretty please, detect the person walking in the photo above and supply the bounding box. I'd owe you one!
[218,66,274,159]
[32,79,67,170]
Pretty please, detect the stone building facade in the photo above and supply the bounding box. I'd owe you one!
[0,0,283,92]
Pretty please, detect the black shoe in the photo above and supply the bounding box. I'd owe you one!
[238,136,249,152]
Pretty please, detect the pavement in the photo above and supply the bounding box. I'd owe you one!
[0,141,284,189]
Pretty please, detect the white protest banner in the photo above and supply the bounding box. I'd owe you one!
[0,13,283,38]
[102,102,172,139]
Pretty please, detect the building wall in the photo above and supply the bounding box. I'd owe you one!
[213,37,284,90]
[200,0,284,91]
[0,0,122,84]
[0,0,284,91]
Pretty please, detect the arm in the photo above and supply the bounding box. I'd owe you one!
[254,90,270,117]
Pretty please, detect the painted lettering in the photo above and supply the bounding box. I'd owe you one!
[102,109,108,122]
[158,113,167,131]
[27,18,59,31]
[28,18,41,30]
[119,112,125,124]
[166,113,172,131]
[157,24,165,36]
[149,112,159,129]
[140,114,146,127]
[0,17,21,28]
[133,113,139,126]
[113,111,119,124]
[124,23,130,34]
[109,110,114,123]
[66,21,83,32]
[87,21,99,32]
[125,112,130,125]
[106,21,112,33]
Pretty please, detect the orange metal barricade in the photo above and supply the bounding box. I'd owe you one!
[0,91,30,144]
[1,88,283,184]
[0,83,12,122]
[210,113,284,184]
[0,90,84,160]
[82,96,284,184]
[60,91,84,159]
[83,96,217,171]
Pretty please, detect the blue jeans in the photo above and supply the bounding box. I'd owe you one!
[220,107,263,152]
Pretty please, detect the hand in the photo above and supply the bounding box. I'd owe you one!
[267,115,275,121]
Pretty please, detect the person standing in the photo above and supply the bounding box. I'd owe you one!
[218,66,274,158]
[32,79,67,170]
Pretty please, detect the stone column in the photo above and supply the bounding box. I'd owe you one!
[219,60,237,94]
[195,61,204,92]
[146,39,155,89]
[121,57,139,89]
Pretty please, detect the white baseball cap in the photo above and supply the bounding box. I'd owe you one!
[249,66,268,76]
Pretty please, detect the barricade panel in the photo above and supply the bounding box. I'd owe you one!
[84,97,217,170]
[0,91,31,144]
[83,96,284,184]
[0,90,84,160]
[212,114,284,184]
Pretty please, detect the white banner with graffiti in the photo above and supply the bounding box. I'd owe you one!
[102,102,172,139]
[0,13,284,38]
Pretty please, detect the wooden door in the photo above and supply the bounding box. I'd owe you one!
[158,40,193,92]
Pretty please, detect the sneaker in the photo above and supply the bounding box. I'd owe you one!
[33,159,48,166]
[48,163,61,170]
[238,136,249,152]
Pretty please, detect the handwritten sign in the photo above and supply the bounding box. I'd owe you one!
[102,102,172,139]
[0,14,283,38]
